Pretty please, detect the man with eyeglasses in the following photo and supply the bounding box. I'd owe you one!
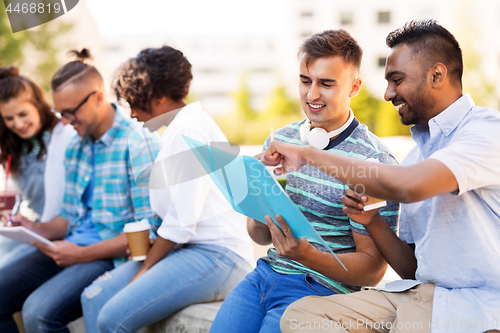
[52,90,96,130]
[0,51,162,333]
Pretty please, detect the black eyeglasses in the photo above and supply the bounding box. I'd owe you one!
[52,91,97,122]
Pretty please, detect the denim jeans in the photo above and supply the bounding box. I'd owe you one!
[209,259,336,333]
[0,237,37,269]
[81,243,252,333]
[0,250,113,333]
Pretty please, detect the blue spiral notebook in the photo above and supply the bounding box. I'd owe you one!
[183,136,347,271]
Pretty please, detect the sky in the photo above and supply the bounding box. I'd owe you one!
[86,0,287,37]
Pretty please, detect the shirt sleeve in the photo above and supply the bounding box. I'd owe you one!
[58,139,77,224]
[429,119,500,195]
[398,206,413,243]
[155,127,214,244]
[127,127,162,230]
[262,135,271,152]
[42,123,76,222]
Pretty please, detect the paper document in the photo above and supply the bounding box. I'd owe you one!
[0,226,55,247]
[183,136,347,271]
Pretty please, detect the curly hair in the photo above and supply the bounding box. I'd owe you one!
[112,46,193,113]
[0,65,58,176]
[386,20,463,87]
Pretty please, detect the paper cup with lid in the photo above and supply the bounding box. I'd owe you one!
[124,219,151,261]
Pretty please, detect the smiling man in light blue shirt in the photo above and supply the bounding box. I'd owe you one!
[265,20,500,333]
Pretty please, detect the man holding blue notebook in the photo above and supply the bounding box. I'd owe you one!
[209,29,400,333]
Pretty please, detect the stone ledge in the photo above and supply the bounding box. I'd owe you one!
[139,302,223,333]
[64,302,224,333]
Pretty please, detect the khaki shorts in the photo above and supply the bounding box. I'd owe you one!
[280,283,435,333]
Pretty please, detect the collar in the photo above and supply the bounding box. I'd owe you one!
[171,101,201,122]
[325,117,360,150]
[326,108,355,139]
[428,93,475,137]
[162,101,203,135]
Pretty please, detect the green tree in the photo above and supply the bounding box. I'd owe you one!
[0,1,72,92]
[232,74,257,120]
[0,3,30,65]
[351,86,410,137]
[350,86,379,133]
[262,85,301,118]
[374,100,410,137]
[217,77,304,145]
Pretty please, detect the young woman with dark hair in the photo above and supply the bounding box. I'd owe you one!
[0,65,76,267]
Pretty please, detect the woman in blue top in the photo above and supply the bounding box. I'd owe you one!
[0,65,75,267]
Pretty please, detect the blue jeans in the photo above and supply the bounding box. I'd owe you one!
[81,243,252,333]
[209,259,336,333]
[0,250,113,333]
[0,237,37,269]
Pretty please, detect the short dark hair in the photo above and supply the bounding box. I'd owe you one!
[51,48,102,92]
[112,46,193,113]
[386,20,463,86]
[299,29,363,70]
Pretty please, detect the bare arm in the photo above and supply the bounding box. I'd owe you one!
[247,217,272,245]
[263,141,458,203]
[342,188,417,279]
[32,233,129,267]
[129,236,177,284]
[267,215,388,287]
[11,214,68,240]
[364,215,416,279]
[79,233,129,261]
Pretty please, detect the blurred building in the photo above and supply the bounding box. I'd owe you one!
[281,0,500,103]
[91,0,500,115]
[99,33,281,116]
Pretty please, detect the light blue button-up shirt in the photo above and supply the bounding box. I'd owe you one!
[383,94,500,332]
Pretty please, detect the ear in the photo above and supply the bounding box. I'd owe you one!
[349,78,362,98]
[95,90,104,106]
[430,63,447,89]
[155,96,166,106]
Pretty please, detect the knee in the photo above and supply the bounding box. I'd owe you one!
[22,299,49,333]
[83,284,124,333]
[97,303,120,333]
[96,309,112,333]
[81,284,102,315]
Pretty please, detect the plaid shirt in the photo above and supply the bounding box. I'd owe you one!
[59,108,161,264]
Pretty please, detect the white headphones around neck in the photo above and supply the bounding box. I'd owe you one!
[300,110,355,150]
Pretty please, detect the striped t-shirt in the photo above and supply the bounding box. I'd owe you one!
[262,118,400,294]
